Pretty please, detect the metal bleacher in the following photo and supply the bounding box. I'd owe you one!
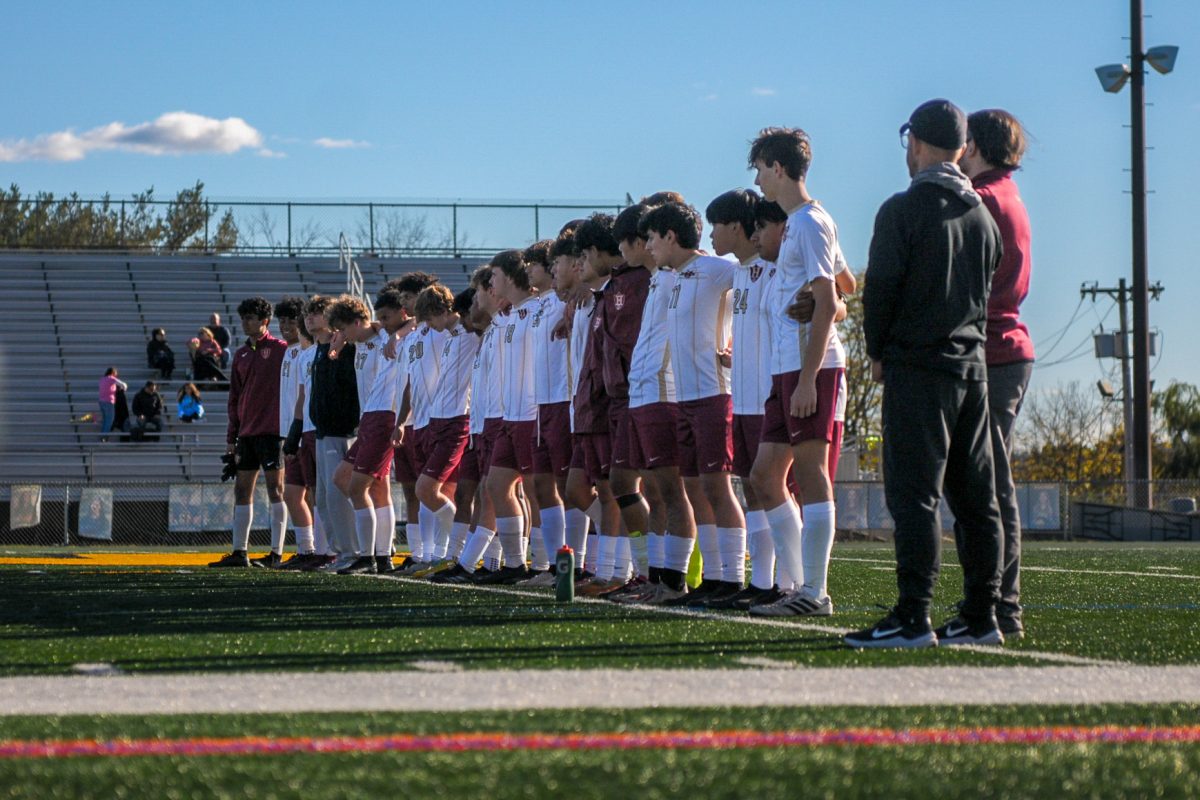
[0,252,482,484]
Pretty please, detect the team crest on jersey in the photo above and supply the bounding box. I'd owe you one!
[366,342,376,350]
[769,267,777,279]
[681,270,697,278]
[517,308,529,320]
[749,266,764,282]
[613,293,625,310]
[260,349,272,360]
[592,317,601,331]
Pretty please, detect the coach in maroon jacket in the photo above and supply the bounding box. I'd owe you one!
[210,296,290,568]
[959,109,1035,638]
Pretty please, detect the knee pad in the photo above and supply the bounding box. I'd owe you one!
[616,493,644,510]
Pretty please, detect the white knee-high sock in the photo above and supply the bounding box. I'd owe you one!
[295,525,315,554]
[647,532,664,569]
[484,535,503,571]
[353,506,375,556]
[801,501,836,598]
[406,522,423,561]
[585,533,599,572]
[629,534,648,576]
[434,500,456,553]
[528,526,548,571]
[540,504,565,558]
[697,524,721,580]
[496,516,525,568]
[718,527,747,584]
[418,504,437,561]
[374,504,395,556]
[613,537,633,581]
[232,505,252,551]
[269,502,288,554]
[765,501,804,590]
[662,534,694,573]
[449,522,470,560]
[564,508,588,557]
[746,510,774,590]
[458,527,493,572]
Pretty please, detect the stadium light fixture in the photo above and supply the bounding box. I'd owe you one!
[1145,45,1179,74]
[1095,63,1131,93]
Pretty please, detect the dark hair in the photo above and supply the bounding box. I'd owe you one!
[706,189,760,238]
[151,327,166,338]
[558,218,586,237]
[550,229,579,259]
[640,191,686,206]
[637,202,702,250]
[104,367,117,377]
[453,287,475,317]
[177,382,201,401]
[491,249,530,291]
[748,127,812,180]
[385,272,437,295]
[573,213,621,256]
[414,284,455,321]
[274,295,305,321]
[237,296,273,320]
[968,109,1027,171]
[303,294,332,317]
[613,203,649,243]
[374,287,406,312]
[754,199,788,226]
[523,239,554,268]
[470,264,494,291]
[144,380,157,389]
[325,294,371,330]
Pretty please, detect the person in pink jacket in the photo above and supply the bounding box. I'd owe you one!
[97,367,128,441]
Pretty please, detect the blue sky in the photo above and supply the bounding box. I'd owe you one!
[3,0,1198,395]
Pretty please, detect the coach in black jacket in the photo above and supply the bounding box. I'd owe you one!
[848,99,1005,650]
[310,322,360,564]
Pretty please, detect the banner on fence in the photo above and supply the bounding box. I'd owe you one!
[9,485,42,530]
[77,488,113,541]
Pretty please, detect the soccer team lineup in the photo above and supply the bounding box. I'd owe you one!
[204,105,1032,650]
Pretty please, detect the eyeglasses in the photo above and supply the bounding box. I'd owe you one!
[900,131,910,149]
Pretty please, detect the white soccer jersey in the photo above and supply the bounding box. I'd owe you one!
[666,254,736,402]
[295,345,317,433]
[498,294,539,422]
[627,269,677,409]
[531,292,570,405]
[567,293,595,431]
[771,201,846,375]
[352,329,390,414]
[405,325,448,430]
[428,322,479,419]
[731,257,777,415]
[363,331,405,415]
[471,320,500,434]
[278,342,305,436]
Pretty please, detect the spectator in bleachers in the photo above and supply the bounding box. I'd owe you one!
[209,312,232,369]
[98,367,128,441]
[130,381,165,441]
[193,328,227,385]
[177,382,205,422]
[146,328,176,380]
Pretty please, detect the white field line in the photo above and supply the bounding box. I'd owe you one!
[3,665,1200,716]
[832,556,1200,580]
[372,575,1124,668]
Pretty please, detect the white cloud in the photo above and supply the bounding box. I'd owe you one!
[313,137,371,149]
[751,87,777,97]
[0,112,266,162]
[256,148,287,159]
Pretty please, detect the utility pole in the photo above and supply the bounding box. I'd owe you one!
[1128,0,1153,508]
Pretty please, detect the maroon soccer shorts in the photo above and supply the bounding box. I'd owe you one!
[346,410,396,481]
[576,432,612,482]
[732,414,764,479]
[569,438,587,472]
[828,421,844,479]
[533,402,572,477]
[458,436,483,484]
[628,402,679,471]
[392,425,420,484]
[761,368,845,447]
[609,403,633,471]
[285,431,318,488]
[490,420,538,474]
[421,415,470,483]
[476,418,504,479]
[675,394,734,478]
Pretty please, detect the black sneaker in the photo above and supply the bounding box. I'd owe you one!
[277,552,314,571]
[250,552,282,569]
[743,585,787,610]
[670,578,722,607]
[375,555,394,573]
[474,565,530,585]
[430,563,473,584]
[998,615,1024,640]
[388,555,415,573]
[298,554,337,572]
[209,551,250,568]
[336,556,378,575]
[708,583,772,610]
[844,608,937,649]
[935,615,1004,646]
[687,580,742,608]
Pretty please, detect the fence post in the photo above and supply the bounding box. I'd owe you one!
[452,204,458,257]
[62,484,71,546]
[287,203,293,256]
[120,200,126,248]
[369,203,375,253]
[534,204,540,241]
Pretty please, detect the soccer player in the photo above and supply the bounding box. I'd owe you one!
[524,239,571,586]
[413,283,478,570]
[329,291,410,574]
[279,298,327,570]
[264,296,307,569]
[209,296,290,568]
[640,201,746,606]
[747,127,846,617]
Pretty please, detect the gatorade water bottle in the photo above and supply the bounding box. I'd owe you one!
[555,546,575,602]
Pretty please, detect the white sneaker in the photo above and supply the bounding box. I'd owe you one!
[748,590,833,617]
[520,570,558,588]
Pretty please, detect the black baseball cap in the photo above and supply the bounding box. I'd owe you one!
[900,99,967,150]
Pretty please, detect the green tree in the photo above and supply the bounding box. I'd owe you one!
[1011,380,1124,484]
[1153,381,1200,478]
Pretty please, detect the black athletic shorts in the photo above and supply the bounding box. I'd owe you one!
[236,434,283,472]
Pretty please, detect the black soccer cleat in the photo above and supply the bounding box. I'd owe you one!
[708,584,775,611]
[473,565,530,585]
[375,555,394,573]
[277,552,313,570]
[250,552,282,569]
[209,551,250,568]
[935,614,1004,647]
[845,608,937,649]
[336,556,378,575]
[430,563,473,584]
[690,581,744,608]
[671,578,723,607]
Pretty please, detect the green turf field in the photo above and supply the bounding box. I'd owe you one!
[1,705,1198,800]
[1,542,1197,675]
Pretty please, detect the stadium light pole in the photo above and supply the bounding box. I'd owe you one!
[1094,0,1178,508]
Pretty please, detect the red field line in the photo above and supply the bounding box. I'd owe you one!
[2,726,1199,759]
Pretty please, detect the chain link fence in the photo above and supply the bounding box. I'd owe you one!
[0,198,626,257]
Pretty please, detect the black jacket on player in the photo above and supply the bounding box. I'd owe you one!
[310,341,359,438]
